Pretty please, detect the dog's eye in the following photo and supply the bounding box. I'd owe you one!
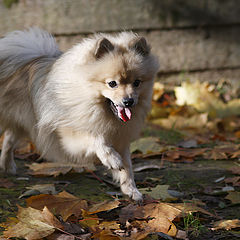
[108,81,117,88]
[133,79,141,87]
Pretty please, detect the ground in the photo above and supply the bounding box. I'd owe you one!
[0,129,239,239]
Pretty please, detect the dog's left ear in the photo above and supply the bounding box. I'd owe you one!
[131,37,150,57]
[95,38,114,59]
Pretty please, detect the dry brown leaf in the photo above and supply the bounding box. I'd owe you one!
[231,150,240,159]
[142,203,179,236]
[211,219,240,230]
[4,206,62,239]
[120,203,181,237]
[224,176,240,186]
[225,192,240,204]
[119,201,213,239]
[230,166,240,175]
[26,191,88,221]
[210,149,228,160]
[27,162,95,177]
[93,229,121,240]
[152,113,208,130]
[0,178,14,188]
[162,148,206,163]
[88,200,120,214]
[203,148,228,160]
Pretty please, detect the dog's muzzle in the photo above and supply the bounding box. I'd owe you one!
[107,98,132,122]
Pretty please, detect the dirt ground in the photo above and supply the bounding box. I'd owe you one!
[0,152,239,239]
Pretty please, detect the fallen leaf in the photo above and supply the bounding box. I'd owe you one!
[152,82,165,101]
[168,203,214,217]
[93,229,121,240]
[209,149,228,160]
[139,185,177,201]
[175,230,188,240]
[142,203,179,236]
[211,219,240,230]
[0,178,14,188]
[120,202,211,238]
[79,209,99,231]
[27,162,95,177]
[88,200,120,214]
[203,147,229,160]
[174,81,240,118]
[19,184,57,198]
[162,148,206,163]
[230,166,240,175]
[130,137,162,154]
[231,150,240,159]
[133,164,163,172]
[46,232,75,240]
[177,139,197,148]
[4,206,62,239]
[152,113,208,130]
[214,176,225,183]
[225,192,240,204]
[26,191,88,221]
[224,176,240,186]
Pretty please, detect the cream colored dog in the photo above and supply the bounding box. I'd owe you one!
[0,28,159,200]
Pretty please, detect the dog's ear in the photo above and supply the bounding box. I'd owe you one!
[95,38,114,59]
[131,37,150,57]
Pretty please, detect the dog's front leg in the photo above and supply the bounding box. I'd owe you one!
[95,137,123,170]
[0,130,18,174]
[112,148,142,201]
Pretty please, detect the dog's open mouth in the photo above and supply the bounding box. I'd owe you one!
[107,99,132,122]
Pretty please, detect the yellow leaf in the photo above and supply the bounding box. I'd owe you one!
[225,192,240,204]
[88,200,120,214]
[92,229,121,240]
[4,206,62,239]
[139,185,177,201]
[80,209,99,230]
[152,113,208,129]
[211,219,240,230]
[130,137,162,154]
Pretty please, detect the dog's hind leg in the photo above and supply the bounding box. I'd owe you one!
[0,129,18,175]
[112,148,142,201]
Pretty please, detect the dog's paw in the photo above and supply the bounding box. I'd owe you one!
[131,189,143,201]
[121,183,143,201]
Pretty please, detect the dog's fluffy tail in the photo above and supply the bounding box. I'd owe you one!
[0,27,61,68]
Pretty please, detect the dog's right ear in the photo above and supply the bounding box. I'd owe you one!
[95,38,114,59]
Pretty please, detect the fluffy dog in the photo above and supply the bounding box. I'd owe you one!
[0,28,159,200]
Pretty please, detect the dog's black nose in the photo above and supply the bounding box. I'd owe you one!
[123,98,134,107]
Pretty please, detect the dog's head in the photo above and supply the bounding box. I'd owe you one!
[92,34,159,122]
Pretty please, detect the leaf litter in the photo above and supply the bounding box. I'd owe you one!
[1,190,215,239]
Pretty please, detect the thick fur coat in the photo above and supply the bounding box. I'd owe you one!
[0,28,159,200]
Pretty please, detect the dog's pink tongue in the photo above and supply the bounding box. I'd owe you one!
[117,106,132,122]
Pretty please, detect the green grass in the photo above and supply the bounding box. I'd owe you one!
[183,213,206,237]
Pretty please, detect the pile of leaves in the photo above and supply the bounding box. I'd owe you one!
[1,190,216,240]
